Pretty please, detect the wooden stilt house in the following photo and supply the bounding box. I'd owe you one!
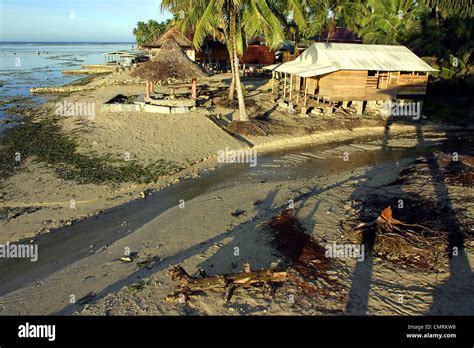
[265,43,437,113]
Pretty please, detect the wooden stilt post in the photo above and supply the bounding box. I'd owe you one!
[271,71,275,95]
[299,78,308,116]
[289,74,293,102]
[192,78,197,99]
[304,78,308,106]
[145,81,150,98]
[150,81,154,96]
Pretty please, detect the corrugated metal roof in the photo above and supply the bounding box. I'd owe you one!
[264,43,437,77]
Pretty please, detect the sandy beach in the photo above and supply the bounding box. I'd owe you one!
[0,71,472,317]
[0,71,471,244]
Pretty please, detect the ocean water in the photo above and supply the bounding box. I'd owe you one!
[0,42,134,119]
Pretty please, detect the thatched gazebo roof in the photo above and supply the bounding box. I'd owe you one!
[131,39,207,82]
[142,27,193,49]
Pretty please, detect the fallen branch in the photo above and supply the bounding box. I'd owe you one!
[166,263,287,302]
[30,86,94,94]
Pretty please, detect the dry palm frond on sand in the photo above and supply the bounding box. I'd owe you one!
[342,206,449,270]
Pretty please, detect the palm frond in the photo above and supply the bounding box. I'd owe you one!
[423,0,474,18]
[193,0,220,49]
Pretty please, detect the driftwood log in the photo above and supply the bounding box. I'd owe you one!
[62,69,112,75]
[81,64,116,70]
[30,86,94,94]
[166,263,287,302]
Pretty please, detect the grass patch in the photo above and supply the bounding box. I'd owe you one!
[424,76,473,126]
[423,95,472,126]
[0,114,182,184]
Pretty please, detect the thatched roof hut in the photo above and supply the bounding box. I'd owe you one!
[131,39,208,99]
[132,39,206,81]
[142,27,193,49]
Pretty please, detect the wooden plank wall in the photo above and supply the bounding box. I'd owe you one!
[397,74,428,94]
[306,78,318,95]
[318,70,368,100]
[308,70,428,101]
[284,70,429,104]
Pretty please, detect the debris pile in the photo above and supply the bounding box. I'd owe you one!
[342,206,447,269]
[341,152,474,271]
[440,154,474,187]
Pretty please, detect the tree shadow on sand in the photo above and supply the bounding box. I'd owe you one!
[57,168,363,314]
[415,125,474,315]
[345,117,400,314]
[345,119,473,315]
[57,189,283,314]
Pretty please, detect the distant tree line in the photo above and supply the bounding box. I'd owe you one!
[133,19,173,46]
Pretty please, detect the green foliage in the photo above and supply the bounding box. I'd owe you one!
[340,0,472,78]
[273,0,327,45]
[133,19,173,46]
[350,0,425,45]
[408,14,473,78]
[423,0,474,18]
[423,95,473,125]
[161,0,301,52]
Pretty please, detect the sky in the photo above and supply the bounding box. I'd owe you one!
[0,0,173,42]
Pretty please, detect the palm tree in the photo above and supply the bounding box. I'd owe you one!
[272,0,320,47]
[161,0,301,122]
[407,6,473,77]
[350,0,424,45]
[311,0,359,41]
[347,0,472,77]
[133,19,173,46]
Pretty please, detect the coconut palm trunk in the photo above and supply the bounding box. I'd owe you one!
[328,12,336,41]
[229,1,249,121]
[228,53,236,100]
